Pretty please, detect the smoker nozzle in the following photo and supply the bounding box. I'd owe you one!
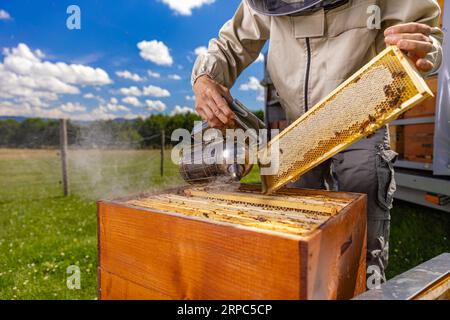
[228,164,245,182]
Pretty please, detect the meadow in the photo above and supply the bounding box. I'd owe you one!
[0,148,449,299]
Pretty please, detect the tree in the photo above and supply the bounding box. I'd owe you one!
[0,120,20,147]
[0,110,261,149]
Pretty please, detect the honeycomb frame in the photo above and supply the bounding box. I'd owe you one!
[125,186,354,236]
[260,46,434,194]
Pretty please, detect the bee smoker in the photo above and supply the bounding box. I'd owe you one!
[179,99,266,185]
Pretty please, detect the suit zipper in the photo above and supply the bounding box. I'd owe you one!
[304,37,311,112]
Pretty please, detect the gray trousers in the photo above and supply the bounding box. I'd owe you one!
[290,126,397,284]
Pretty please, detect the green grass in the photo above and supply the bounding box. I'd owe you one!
[388,201,450,279]
[0,148,182,300]
[0,196,97,299]
[0,148,449,299]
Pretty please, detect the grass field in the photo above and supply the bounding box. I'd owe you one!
[0,148,449,300]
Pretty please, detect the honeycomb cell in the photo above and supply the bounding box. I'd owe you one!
[126,186,353,236]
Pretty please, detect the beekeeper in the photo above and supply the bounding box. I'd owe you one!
[191,0,443,285]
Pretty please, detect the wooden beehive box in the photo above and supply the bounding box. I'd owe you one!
[98,185,367,300]
[404,123,435,163]
[403,76,438,119]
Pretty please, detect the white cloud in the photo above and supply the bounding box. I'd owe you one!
[161,0,215,16]
[73,99,130,121]
[119,86,141,96]
[142,85,171,97]
[107,104,129,112]
[119,85,171,98]
[171,105,195,115]
[194,46,208,56]
[60,102,87,113]
[239,77,263,92]
[256,53,264,63]
[0,103,67,119]
[0,104,23,117]
[145,100,167,112]
[2,44,111,86]
[116,70,143,82]
[32,108,68,119]
[0,43,112,119]
[239,76,265,102]
[0,9,11,20]
[0,99,133,121]
[168,74,182,80]
[74,99,130,120]
[122,96,142,107]
[83,93,105,103]
[147,70,161,78]
[102,97,129,113]
[137,40,173,66]
[83,93,95,99]
[185,95,195,101]
[88,106,115,120]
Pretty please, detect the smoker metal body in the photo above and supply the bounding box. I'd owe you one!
[179,99,265,184]
[179,136,254,185]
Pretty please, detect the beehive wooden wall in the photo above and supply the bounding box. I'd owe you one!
[98,186,367,300]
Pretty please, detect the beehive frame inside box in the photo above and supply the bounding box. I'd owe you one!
[260,46,434,194]
[98,185,367,300]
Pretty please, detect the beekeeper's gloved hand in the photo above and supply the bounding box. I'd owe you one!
[384,22,435,72]
[193,75,235,129]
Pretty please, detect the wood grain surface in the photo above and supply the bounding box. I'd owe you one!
[98,187,367,300]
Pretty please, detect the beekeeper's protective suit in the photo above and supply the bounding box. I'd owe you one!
[191,0,443,285]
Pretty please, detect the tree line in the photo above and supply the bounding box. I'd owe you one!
[0,110,264,149]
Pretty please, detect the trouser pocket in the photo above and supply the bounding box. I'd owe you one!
[375,147,398,211]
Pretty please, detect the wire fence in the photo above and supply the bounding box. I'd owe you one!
[0,121,182,201]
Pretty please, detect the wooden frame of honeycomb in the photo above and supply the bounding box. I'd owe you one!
[125,185,354,236]
[259,46,434,194]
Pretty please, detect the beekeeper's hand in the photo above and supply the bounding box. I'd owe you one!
[384,22,435,72]
[193,75,235,129]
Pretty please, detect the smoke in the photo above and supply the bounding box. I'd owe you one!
[67,122,180,200]
[204,175,242,193]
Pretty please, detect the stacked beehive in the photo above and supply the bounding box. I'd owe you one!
[389,0,445,163]
[403,77,438,163]
[389,76,438,162]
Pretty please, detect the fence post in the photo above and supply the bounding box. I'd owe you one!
[60,118,70,197]
[160,130,165,177]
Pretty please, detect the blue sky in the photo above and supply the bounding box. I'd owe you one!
[0,0,266,120]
